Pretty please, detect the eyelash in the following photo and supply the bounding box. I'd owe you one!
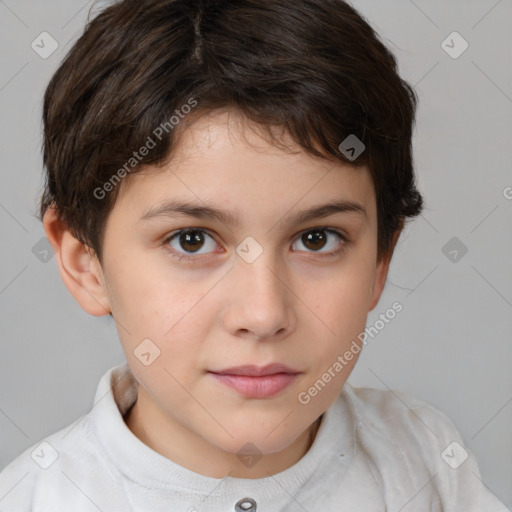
[161,227,350,263]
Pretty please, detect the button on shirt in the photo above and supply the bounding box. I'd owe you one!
[0,363,508,511]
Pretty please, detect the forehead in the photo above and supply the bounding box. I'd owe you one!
[112,109,376,225]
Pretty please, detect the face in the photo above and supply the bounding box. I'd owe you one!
[48,109,394,478]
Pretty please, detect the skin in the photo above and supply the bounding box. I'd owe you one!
[43,108,400,479]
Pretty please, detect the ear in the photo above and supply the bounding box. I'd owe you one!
[368,224,403,311]
[42,205,111,316]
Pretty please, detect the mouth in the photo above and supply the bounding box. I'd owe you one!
[208,363,301,399]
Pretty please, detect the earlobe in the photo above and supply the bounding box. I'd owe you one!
[42,206,111,316]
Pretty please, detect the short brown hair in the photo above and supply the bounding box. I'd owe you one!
[39,0,423,264]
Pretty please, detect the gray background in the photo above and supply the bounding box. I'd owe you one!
[1,0,511,507]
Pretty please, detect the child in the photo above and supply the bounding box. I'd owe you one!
[0,0,508,510]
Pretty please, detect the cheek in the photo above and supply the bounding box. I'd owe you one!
[301,254,375,370]
[295,266,373,413]
[310,259,374,332]
[115,281,210,409]
[105,260,211,365]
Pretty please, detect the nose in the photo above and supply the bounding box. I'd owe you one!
[222,252,296,341]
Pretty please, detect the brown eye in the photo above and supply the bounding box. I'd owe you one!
[302,230,327,251]
[292,228,346,255]
[178,230,205,253]
[164,229,218,258]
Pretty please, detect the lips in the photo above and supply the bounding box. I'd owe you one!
[210,363,300,377]
[208,363,301,398]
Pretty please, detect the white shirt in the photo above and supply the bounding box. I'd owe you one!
[0,363,508,511]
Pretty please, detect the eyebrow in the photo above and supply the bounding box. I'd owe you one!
[139,199,367,226]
